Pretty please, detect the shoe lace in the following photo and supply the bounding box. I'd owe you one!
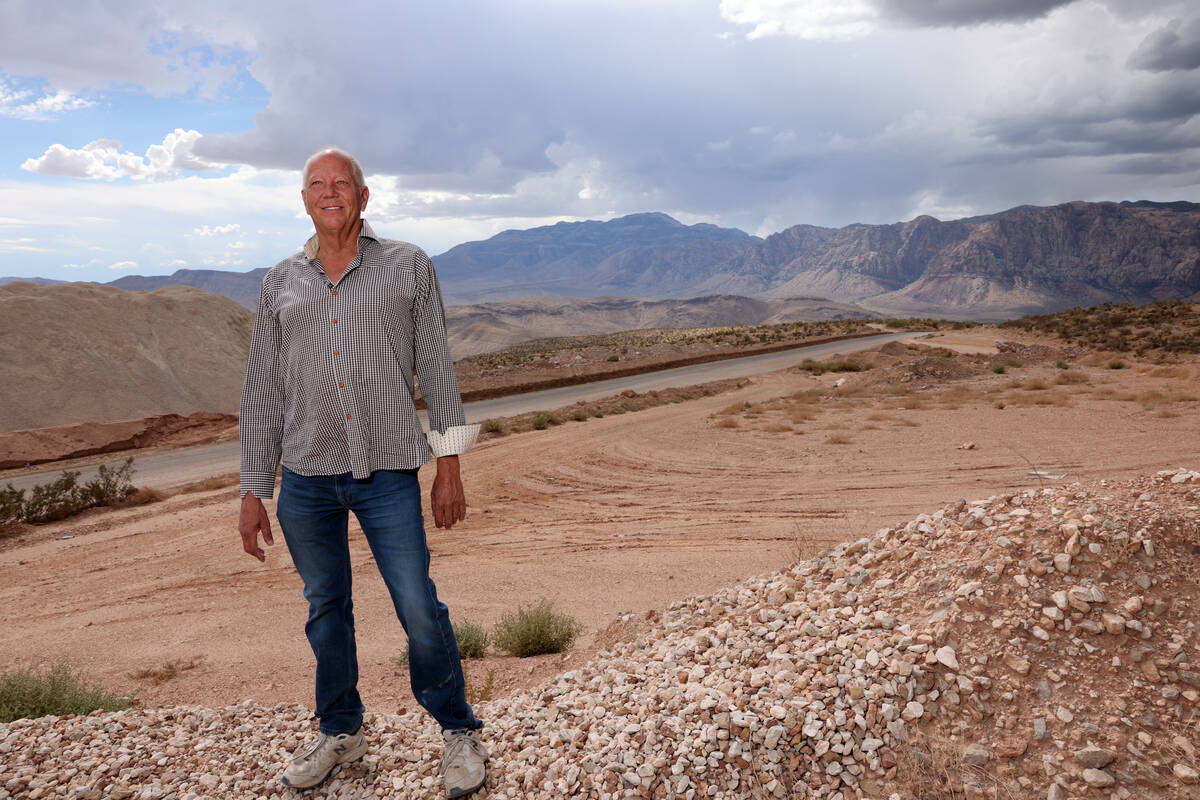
[296,732,331,762]
[440,731,477,774]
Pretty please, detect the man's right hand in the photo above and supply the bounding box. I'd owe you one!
[239,493,275,562]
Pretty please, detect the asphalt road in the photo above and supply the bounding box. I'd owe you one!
[6,331,921,492]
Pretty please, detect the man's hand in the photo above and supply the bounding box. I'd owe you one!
[239,493,275,561]
[431,455,467,529]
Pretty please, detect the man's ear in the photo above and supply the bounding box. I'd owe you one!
[360,186,369,210]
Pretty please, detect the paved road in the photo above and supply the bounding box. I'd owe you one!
[6,331,921,491]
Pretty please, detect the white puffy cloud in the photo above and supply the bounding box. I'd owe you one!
[107,260,138,270]
[192,223,242,236]
[0,78,93,120]
[21,129,220,180]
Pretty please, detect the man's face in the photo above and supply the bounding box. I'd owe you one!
[302,154,368,232]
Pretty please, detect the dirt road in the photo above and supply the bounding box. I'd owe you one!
[1,332,921,493]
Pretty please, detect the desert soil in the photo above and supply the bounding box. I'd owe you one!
[0,328,1197,720]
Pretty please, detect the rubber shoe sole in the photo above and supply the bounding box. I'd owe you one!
[446,769,487,799]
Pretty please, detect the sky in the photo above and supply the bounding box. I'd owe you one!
[1,0,1198,283]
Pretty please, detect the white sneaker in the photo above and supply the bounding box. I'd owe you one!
[441,728,488,798]
[280,728,367,789]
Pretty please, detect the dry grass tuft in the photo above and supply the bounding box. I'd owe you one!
[825,433,852,444]
[715,417,740,429]
[895,731,1017,800]
[129,656,204,686]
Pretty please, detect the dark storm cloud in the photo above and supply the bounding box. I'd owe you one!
[1128,15,1200,72]
[878,0,1077,27]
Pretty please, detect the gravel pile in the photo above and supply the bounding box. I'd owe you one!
[2,468,1198,799]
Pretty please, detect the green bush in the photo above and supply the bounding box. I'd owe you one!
[532,412,557,430]
[1004,358,1023,368]
[1108,359,1127,370]
[572,409,588,422]
[481,419,504,434]
[1055,360,1069,369]
[493,600,583,658]
[606,354,620,362]
[453,620,490,659]
[992,364,1006,374]
[393,620,490,666]
[0,663,132,722]
[3,458,136,527]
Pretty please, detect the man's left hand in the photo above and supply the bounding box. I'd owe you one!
[431,455,467,529]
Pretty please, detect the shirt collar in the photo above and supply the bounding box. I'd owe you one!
[302,219,380,260]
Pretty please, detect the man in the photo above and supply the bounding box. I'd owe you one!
[238,147,487,797]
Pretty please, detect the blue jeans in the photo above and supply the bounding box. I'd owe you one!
[276,466,480,735]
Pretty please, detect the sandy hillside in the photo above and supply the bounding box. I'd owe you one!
[0,282,252,432]
[0,330,1198,798]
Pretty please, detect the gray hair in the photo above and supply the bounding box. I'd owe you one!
[302,147,366,191]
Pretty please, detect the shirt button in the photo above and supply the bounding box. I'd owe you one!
[338,382,344,388]
[331,290,338,295]
[331,318,338,324]
[346,413,352,420]
[333,349,339,355]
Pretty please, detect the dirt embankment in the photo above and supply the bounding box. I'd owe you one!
[0,413,238,470]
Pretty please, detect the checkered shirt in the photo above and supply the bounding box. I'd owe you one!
[239,220,478,499]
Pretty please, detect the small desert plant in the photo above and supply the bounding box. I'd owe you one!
[1055,360,1069,369]
[716,417,740,428]
[393,620,490,665]
[1004,358,1023,368]
[825,433,852,444]
[606,354,620,362]
[453,620,490,659]
[465,668,496,704]
[493,600,583,657]
[1108,359,1127,369]
[4,458,137,526]
[129,656,203,686]
[532,412,557,430]
[481,419,504,435]
[991,363,1006,374]
[0,663,132,722]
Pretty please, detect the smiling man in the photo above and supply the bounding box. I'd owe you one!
[237,148,487,797]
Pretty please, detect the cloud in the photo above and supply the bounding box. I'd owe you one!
[21,129,221,180]
[107,260,138,270]
[720,0,1079,40]
[0,79,92,120]
[878,0,1078,27]
[192,222,242,236]
[1129,15,1200,72]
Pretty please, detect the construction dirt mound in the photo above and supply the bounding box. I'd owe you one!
[2,468,1197,799]
[0,281,252,432]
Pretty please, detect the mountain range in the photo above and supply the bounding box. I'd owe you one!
[5,200,1198,322]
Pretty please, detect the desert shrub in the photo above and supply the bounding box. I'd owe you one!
[606,354,620,362]
[393,620,491,665]
[481,419,504,434]
[1108,359,1126,369]
[0,485,24,528]
[0,663,131,722]
[796,359,866,376]
[716,417,740,428]
[7,458,137,525]
[532,412,557,430]
[571,409,588,422]
[465,668,496,704]
[1055,360,1069,369]
[493,600,583,657]
[1004,358,1023,368]
[991,364,1006,374]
